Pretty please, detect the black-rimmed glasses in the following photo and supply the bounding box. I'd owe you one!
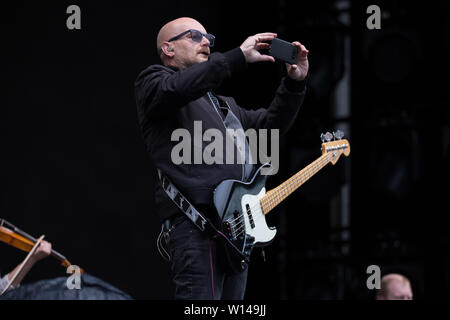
[168,29,215,47]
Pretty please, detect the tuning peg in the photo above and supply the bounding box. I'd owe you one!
[321,132,333,142]
[333,130,344,140]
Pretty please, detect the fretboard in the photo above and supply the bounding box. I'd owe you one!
[260,153,331,215]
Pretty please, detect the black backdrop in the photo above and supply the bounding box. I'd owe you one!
[1,0,448,299]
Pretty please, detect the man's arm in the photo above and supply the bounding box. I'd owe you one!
[233,78,306,136]
[135,48,247,118]
[6,240,52,289]
[135,33,278,118]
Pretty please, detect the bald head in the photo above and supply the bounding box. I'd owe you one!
[155,18,211,68]
[377,274,413,300]
[157,18,206,53]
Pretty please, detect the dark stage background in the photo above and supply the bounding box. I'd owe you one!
[1,0,448,299]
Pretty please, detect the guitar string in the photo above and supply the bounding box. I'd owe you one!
[225,144,345,228]
[227,153,331,230]
[227,154,333,237]
[227,152,331,227]
[230,159,326,237]
[232,162,328,239]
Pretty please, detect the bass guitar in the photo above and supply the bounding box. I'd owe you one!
[213,131,350,273]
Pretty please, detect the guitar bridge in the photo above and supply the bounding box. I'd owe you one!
[224,210,245,241]
[224,220,236,241]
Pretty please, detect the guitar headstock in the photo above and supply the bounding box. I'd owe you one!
[320,130,351,165]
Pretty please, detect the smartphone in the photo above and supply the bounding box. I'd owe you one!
[269,38,298,65]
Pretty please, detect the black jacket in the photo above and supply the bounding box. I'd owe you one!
[135,48,306,221]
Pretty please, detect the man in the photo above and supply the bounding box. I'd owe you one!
[0,241,52,294]
[135,17,309,300]
[376,273,413,300]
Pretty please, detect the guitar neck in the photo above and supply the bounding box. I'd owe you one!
[260,153,331,215]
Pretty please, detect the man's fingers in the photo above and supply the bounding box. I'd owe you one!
[254,33,277,42]
[293,41,309,55]
[255,42,270,50]
[260,55,275,63]
[300,45,309,55]
[255,32,277,38]
[286,63,298,70]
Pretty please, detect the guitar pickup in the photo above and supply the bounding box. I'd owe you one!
[246,204,255,229]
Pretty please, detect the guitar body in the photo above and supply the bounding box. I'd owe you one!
[211,137,350,274]
[213,164,277,273]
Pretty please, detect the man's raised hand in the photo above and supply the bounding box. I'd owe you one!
[286,41,309,81]
[240,33,277,64]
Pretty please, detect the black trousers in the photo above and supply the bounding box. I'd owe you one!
[163,214,248,300]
